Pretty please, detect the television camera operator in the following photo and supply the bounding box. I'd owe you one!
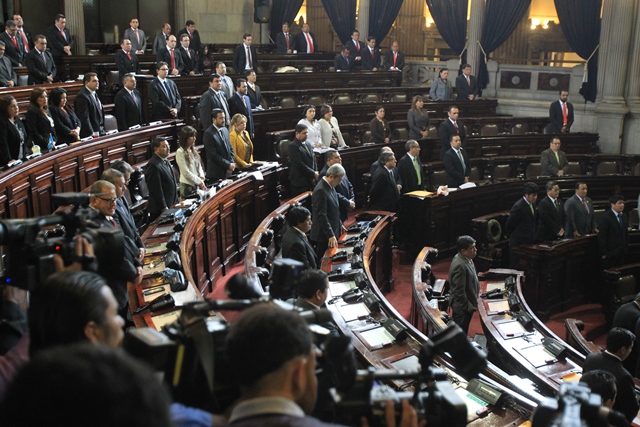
[225,303,420,427]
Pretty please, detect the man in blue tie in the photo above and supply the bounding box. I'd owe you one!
[333,46,353,72]
[203,108,235,183]
[148,61,181,120]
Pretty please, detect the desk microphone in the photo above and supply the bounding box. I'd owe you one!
[134,294,175,314]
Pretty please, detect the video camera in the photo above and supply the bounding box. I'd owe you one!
[328,322,488,427]
[123,258,334,413]
[532,382,629,427]
[0,193,124,290]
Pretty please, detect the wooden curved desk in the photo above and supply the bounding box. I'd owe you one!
[0,121,181,219]
[132,165,281,328]
[316,215,536,422]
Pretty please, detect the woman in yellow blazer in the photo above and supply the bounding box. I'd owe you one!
[229,113,253,169]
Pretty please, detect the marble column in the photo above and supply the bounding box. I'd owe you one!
[65,0,85,55]
[358,0,370,39]
[595,0,635,153]
[175,0,186,34]
[466,0,485,75]
[623,0,640,153]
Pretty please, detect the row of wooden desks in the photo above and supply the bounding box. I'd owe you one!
[313,215,536,424]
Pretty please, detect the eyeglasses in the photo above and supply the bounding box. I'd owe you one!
[158,68,169,71]
[97,196,117,204]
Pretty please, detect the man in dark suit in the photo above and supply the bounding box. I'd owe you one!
[152,23,171,55]
[199,73,231,128]
[178,34,198,75]
[0,20,25,67]
[148,61,181,120]
[215,61,234,100]
[101,168,144,261]
[540,137,569,176]
[549,90,574,133]
[369,151,401,212]
[291,269,338,336]
[564,181,597,237]
[115,38,139,83]
[203,108,235,183]
[74,72,105,138]
[227,78,254,135]
[275,22,293,54]
[46,14,74,78]
[443,135,470,188]
[114,73,144,131]
[534,181,565,242]
[456,64,479,101]
[310,164,345,258]
[88,180,142,313]
[156,35,183,76]
[505,182,539,268]
[295,23,316,53]
[397,140,425,194]
[448,235,479,335]
[612,294,640,376]
[370,146,402,188]
[319,150,355,221]
[244,69,263,110]
[0,42,17,87]
[361,37,381,71]
[439,105,466,160]
[383,41,405,70]
[282,206,317,270]
[13,15,33,52]
[177,20,206,56]
[25,35,55,85]
[333,46,353,72]
[233,33,258,73]
[145,137,178,221]
[288,124,318,197]
[123,18,146,54]
[583,327,639,423]
[346,30,365,62]
[598,194,628,268]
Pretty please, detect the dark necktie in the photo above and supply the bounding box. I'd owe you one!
[618,213,623,227]
[246,46,252,68]
[163,80,173,106]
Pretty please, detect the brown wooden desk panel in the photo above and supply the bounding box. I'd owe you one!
[0,121,180,219]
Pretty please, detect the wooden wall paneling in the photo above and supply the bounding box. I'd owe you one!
[236,184,256,257]
[393,0,427,57]
[29,168,55,217]
[82,150,104,188]
[220,198,238,271]
[306,0,335,52]
[102,143,128,171]
[7,181,31,219]
[0,192,7,218]
[54,157,81,194]
[191,218,210,297]
[205,207,223,292]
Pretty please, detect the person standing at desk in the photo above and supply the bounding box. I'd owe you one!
[448,235,479,336]
[310,164,345,259]
[535,181,565,242]
[505,182,538,268]
[282,206,317,270]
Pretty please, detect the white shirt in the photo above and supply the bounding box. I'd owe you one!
[297,118,321,145]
